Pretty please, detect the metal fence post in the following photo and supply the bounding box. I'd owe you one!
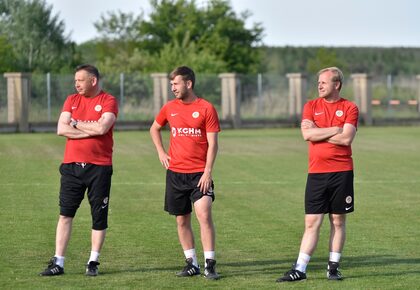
[47,72,51,121]
[257,73,263,116]
[120,73,125,120]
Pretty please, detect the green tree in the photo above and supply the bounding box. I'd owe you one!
[0,35,16,72]
[141,0,263,73]
[306,47,345,74]
[92,0,263,74]
[0,0,77,72]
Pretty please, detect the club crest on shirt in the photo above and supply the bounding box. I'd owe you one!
[192,111,200,118]
[336,110,344,117]
[95,105,102,112]
[345,196,352,204]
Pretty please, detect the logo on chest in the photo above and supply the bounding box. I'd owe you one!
[335,110,344,117]
[172,127,202,138]
[95,105,102,112]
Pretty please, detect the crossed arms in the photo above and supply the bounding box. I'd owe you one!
[301,119,357,146]
[57,111,116,139]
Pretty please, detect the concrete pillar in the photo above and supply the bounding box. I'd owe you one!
[351,73,372,125]
[4,72,31,132]
[219,73,241,128]
[151,73,169,115]
[417,75,420,113]
[286,73,307,121]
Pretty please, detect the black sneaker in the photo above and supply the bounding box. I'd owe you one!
[203,259,220,280]
[86,261,100,276]
[176,258,200,277]
[39,257,64,276]
[327,261,343,280]
[276,264,306,282]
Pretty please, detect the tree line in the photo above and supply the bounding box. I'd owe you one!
[1,0,419,76]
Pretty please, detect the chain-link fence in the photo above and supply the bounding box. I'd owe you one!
[0,72,419,124]
[371,75,419,119]
[240,74,289,119]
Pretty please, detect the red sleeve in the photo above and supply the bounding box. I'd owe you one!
[345,103,359,128]
[62,95,73,113]
[155,104,168,127]
[206,105,221,132]
[103,95,119,117]
[302,102,313,121]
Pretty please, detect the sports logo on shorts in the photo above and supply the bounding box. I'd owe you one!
[345,196,352,204]
[336,110,344,117]
[95,105,102,112]
[192,112,199,118]
[101,197,109,209]
[206,187,214,196]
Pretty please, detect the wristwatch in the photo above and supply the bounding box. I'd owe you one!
[71,120,78,128]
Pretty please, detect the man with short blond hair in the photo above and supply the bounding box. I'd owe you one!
[277,67,359,282]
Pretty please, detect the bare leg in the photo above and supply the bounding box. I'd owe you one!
[176,214,195,250]
[55,215,73,256]
[299,214,324,255]
[329,214,346,253]
[194,196,215,251]
[91,229,106,252]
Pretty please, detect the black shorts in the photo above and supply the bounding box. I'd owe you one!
[59,163,113,230]
[165,169,215,216]
[305,170,354,214]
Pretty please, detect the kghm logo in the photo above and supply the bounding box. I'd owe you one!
[172,127,202,137]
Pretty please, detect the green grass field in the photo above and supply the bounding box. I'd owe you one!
[1,127,419,289]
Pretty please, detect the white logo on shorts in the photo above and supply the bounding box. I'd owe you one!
[101,197,109,209]
[345,196,352,204]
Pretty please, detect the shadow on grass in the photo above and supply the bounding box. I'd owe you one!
[100,265,179,275]
[219,255,420,278]
[98,255,420,278]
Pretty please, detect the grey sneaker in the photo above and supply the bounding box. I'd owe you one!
[39,257,64,276]
[327,261,343,280]
[86,261,100,276]
[203,259,220,280]
[176,258,200,277]
[276,264,306,282]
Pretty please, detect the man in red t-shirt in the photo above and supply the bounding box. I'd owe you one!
[150,66,221,280]
[40,64,118,277]
[277,67,359,283]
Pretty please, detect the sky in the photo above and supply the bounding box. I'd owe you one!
[46,0,420,47]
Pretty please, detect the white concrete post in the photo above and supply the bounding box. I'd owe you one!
[4,72,31,132]
[219,73,241,128]
[151,73,169,115]
[351,73,372,125]
[286,73,307,121]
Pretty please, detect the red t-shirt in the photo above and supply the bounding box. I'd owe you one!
[302,97,359,173]
[62,91,118,165]
[155,98,221,173]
